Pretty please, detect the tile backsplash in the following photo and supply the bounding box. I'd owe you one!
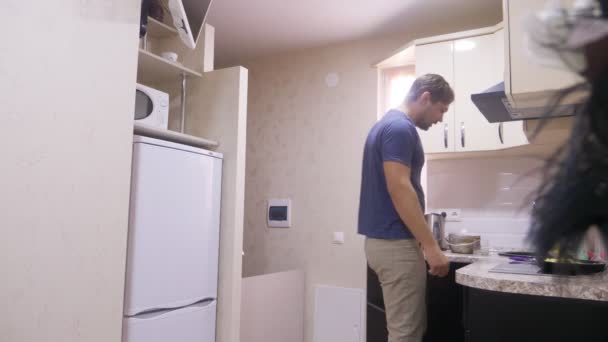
[426,156,545,250]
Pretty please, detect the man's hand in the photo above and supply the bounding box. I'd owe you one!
[424,244,449,277]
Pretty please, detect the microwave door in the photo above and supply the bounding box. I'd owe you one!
[135,90,154,120]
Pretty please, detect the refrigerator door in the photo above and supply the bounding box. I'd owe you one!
[123,301,217,342]
[125,138,222,315]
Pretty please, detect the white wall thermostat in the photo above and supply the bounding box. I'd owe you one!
[267,199,292,228]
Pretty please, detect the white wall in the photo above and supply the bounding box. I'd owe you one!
[426,156,544,250]
[0,1,140,341]
[241,271,305,342]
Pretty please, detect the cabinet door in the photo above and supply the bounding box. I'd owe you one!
[415,41,455,153]
[494,29,529,148]
[454,34,502,152]
[424,262,468,342]
[505,0,583,107]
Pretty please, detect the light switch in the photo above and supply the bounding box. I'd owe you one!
[333,232,345,244]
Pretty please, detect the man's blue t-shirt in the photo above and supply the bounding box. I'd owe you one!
[358,109,425,240]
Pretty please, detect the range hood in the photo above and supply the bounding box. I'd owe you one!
[471,82,582,123]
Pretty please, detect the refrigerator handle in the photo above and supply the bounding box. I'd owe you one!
[128,298,216,321]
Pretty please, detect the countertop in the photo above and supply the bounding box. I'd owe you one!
[455,258,608,302]
[444,251,500,264]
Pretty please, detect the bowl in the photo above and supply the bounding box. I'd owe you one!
[161,51,179,62]
[448,233,480,244]
[446,234,481,254]
[446,240,476,254]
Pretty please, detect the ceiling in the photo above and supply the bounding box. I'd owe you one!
[206,0,503,67]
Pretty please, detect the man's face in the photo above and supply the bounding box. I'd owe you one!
[418,100,449,131]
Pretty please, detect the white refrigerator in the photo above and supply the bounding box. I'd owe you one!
[123,135,223,342]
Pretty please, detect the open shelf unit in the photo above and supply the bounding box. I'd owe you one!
[146,17,178,38]
[137,49,202,84]
[136,22,219,151]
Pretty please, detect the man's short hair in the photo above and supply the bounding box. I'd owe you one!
[406,74,454,104]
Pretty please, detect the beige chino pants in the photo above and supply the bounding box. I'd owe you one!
[365,238,427,342]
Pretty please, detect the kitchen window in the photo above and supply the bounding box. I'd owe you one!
[379,65,415,118]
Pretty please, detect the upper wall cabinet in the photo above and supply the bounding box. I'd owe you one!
[412,26,529,154]
[376,2,579,155]
[504,0,584,109]
[453,33,502,152]
[415,41,455,153]
[492,29,530,149]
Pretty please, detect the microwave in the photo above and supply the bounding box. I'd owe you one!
[134,83,169,129]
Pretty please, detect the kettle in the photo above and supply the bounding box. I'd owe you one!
[425,212,447,250]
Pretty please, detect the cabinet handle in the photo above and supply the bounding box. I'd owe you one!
[444,123,448,149]
[498,123,504,144]
[460,122,466,148]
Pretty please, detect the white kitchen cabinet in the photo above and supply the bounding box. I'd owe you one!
[504,0,583,108]
[494,29,529,148]
[453,34,501,152]
[454,31,529,151]
[415,26,530,154]
[415,41,456,153]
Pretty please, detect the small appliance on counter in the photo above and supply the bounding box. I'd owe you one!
[135,83,169,130]
[425,212,447,250]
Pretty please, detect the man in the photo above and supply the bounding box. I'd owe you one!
[358,74,454,342]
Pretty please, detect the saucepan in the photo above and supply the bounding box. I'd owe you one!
[499,252,606,275]
[541,258,606,275]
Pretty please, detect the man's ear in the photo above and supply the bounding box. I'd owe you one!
[420,91,432,105]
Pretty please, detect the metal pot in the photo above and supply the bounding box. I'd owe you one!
[425,212,447,250]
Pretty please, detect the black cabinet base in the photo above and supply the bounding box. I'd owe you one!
[423,262,469,342]
[464,287,608,342]
[367,303,388,342]
[369,262,608,342]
